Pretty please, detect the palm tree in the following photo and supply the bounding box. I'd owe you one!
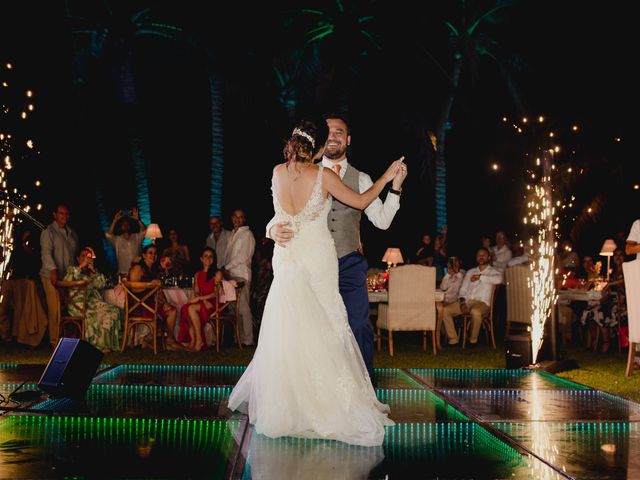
[65,2,183,230]
[208,70,224,218]
[423,0,521,233]
[284,0,380,113]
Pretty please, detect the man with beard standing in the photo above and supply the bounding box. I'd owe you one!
[268,114,407,379]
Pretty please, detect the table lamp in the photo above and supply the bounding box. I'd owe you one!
[145,223,163,244]
[599,239,616,281]
[382,247,404,271]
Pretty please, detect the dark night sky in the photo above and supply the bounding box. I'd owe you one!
[1,1,636,271]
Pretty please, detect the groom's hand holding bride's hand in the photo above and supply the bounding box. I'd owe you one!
[392,158,408,190]
[383,157,406,183]
[270,221,294,248]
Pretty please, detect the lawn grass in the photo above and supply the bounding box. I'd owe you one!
[2,333,638,401]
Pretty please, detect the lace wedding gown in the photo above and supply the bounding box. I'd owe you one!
[227,165,394,447]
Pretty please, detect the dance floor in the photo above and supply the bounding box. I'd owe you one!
[1,364,639,479]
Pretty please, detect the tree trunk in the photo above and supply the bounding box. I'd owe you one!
[209,72,224,218]
[434,57,462,234]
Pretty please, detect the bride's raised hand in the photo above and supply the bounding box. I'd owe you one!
[382,157,405,182]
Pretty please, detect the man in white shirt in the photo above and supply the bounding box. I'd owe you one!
[206,215,231,269]
[267,114,407,378]
[626,219,640,258]
[105,208,146,275]
[223,209,256,346]
[441,247,503,347]
[490,231,512,273]
[40,203,79,346]
[436,256,465,348]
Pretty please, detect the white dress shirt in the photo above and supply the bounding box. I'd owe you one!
[490,244,513,272]
[439,270,465,304]
[321,157,400,229]
[628,219,640,258]
[458,265,503,306]
[206,229,231,268]
[224,226,255,281]
[106,230,146,274]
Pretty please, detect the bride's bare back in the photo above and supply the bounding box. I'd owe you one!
[272,163,323,216]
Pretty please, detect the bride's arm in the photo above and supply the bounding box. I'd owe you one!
[323,157,404,210]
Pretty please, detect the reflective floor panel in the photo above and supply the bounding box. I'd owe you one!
[409,368,588,390]
[94,364,247,387]
[492,421,640,480]
[0,414,245,479]
[240,423,564,480]
[441,389,640,422]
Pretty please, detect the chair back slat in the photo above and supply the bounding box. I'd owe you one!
[505,265,533,326]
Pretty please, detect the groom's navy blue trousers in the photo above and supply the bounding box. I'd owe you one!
[338,251,374,378]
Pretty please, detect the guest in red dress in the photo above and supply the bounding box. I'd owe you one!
[178,247,223,351]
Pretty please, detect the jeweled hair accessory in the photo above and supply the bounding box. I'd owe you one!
[292,128,315,148]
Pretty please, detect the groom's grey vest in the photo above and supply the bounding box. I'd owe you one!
[328,164,362,258]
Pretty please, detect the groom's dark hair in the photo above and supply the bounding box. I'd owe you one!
[323,113,350,134]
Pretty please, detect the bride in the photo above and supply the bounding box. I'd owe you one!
[227,119,404,447]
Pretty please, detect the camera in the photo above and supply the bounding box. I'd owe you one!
[121,209,132,217]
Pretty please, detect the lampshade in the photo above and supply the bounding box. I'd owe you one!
[145,223,163,239]
[382,247,404,266]
[599,239,617,256]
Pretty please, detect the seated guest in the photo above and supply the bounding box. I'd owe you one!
[162,228,191,276]
[128,244,180,349]
[436,256,465,343]
[63,247,121,352]
[105,208,146,276]
[559,241,580,270]
[177,247,223,352]
[432,234,447,283]
[441,248,503,347]
[415,234,434,266]
[579,255,600,282]
[580,248,627,353]
[251,237,274,333]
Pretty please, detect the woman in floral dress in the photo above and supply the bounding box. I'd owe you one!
[63,246,122,352]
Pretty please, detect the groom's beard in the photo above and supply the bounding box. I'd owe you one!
[324,146,347,160]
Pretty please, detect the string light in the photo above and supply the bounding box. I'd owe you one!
[1,62,43,296]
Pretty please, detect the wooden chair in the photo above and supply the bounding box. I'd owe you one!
[623,260,640,376]
[207,281,244,352]
[462,285,497,348]
[120,280,163,354]
[56,280,90,340]
[505,265,533,337]
[376,265,437,356]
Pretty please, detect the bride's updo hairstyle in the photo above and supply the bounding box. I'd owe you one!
[283,119,329,164]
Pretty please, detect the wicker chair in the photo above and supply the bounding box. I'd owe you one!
[376,265,437,356]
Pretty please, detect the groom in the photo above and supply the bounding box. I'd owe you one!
[268,114,407,379]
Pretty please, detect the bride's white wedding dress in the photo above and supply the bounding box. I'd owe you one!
[227,165,394,447]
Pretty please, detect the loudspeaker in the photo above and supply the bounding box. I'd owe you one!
[505,334,532,369]
[38,338,103,398]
